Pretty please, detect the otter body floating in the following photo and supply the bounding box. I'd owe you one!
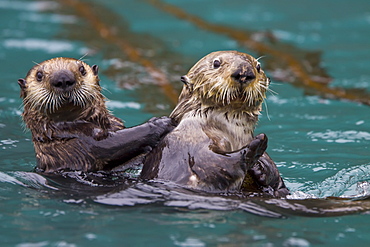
[141,51,289,197]
[19,57,175,173]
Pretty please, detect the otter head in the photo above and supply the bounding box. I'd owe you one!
[18,57,104,122]
[172,51,269,120]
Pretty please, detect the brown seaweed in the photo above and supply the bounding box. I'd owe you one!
[57,0,183,107]
[55,0,370,107]
[146,0,370,105]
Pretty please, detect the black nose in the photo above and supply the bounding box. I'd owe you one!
[50,70,76,91]
[231,67,256,84]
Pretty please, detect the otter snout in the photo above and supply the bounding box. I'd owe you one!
[50,70,76,91]
[231,66,256,85]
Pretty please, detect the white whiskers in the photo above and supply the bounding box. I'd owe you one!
[256,55,266,61]
[263,99,271,121]
[24,84,98,115]
[78,53,89,62]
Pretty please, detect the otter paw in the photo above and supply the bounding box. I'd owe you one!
[247,133,268,158]
[148,116,177,137]
[249,164,268,186]
[242,134,268,171]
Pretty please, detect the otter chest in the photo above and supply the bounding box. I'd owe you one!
[184,113,255,153]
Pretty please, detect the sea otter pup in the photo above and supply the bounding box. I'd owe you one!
[141,51,289,197]
[18,57,175,173]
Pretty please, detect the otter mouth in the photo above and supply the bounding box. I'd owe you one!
[42,69,85,114]
[225,88,264,108]
[211,75,267,108]
[57,93,84,108]
[219,65,266,107]
[47,87,94,114]
[47,100,86,121]
[23,85,95,118]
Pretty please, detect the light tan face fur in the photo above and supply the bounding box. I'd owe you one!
[180,50,269,116]
[20,57,102,116]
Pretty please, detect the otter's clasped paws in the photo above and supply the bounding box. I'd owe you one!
[244,133,268,165]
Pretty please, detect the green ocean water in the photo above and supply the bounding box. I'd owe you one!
[1,0,370,246]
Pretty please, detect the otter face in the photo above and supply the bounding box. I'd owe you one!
[18,57,102,118]
[182,51,269,114]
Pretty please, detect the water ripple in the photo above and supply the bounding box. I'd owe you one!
[3,170,370,218]
[3,38,75,54]
[308,130,370,143]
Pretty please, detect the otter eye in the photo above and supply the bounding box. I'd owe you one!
[256,63,261,73]
[79,65,86,76]
[213,59,221,69]
[36,71,43,82]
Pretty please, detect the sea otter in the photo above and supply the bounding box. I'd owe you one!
[141,51,289,197]
[18,57,175,173]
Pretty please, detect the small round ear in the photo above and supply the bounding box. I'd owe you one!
[18,78,27,98]
[180,75,189,85]
[180,75,193,92]
[18,78,26,88]
[92,65,99,76]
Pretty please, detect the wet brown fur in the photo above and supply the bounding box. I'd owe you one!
[170,50,269,148]
[142,51,289,196]
[19,57,124,172]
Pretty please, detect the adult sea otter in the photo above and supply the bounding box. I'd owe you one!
[141,51,289,197]
[18,57,175,173]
